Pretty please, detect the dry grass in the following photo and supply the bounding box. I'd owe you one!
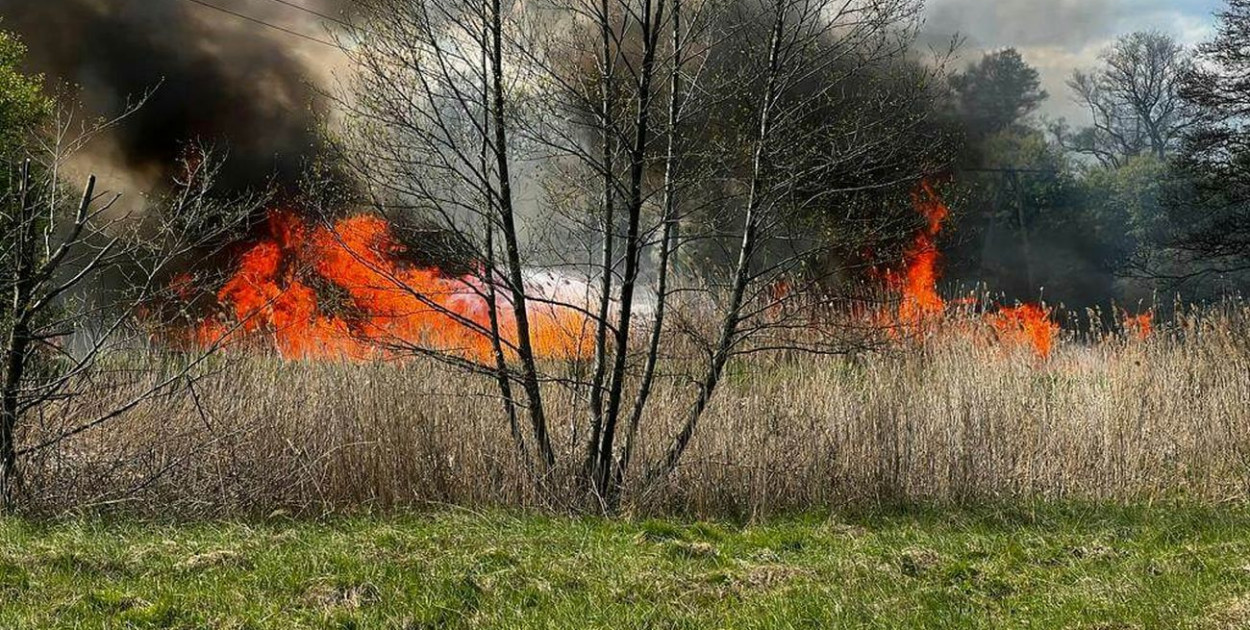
[17,303,1250,518]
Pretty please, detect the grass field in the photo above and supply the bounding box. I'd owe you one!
[4,504,1250,628]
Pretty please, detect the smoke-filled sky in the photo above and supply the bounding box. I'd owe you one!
[0,0,1225,194]
[925,0,1223,122]
[0,0,348,197]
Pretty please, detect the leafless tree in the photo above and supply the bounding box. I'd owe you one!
[329,0,563,483]
[0,105,254,510]
[639,0,940,490]
[1058,31,1197,168]
[329,0,945,510]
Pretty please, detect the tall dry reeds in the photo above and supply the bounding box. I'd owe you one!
[17,303,1250,518]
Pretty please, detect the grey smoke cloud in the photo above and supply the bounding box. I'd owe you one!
[0,0,1222,186]
[0,0,352,194]
[924,0,1221,121]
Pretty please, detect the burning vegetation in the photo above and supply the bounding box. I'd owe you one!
[179,181,1136,363]
[0,0,1197,523]
[878,181,1062,358]
[190,209,591,361]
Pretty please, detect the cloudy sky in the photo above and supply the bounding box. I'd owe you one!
[924,0,1223,121]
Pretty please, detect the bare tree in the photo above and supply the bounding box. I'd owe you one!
[642,0,939,488]
[577,0,669,499]
[0,106,254,509]
[328,0,944,511]
[1058,31,1197,168]
[330,0,562,483]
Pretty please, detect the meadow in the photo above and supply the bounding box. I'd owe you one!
[3,298,1249,629]
[3,504,1250,628]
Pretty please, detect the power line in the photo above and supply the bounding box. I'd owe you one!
[177,0,340,48]
[251,0,353,29]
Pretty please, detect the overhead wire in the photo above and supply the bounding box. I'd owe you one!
[250,0,353,29]
[176,0,342,48]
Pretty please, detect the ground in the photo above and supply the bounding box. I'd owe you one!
[3,504,1250,629]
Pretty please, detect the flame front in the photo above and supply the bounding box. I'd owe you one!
[888,181,948,325]
[885,180,1060,359]
[196,209,590,361]
[188,184,1141,363]
[989,304,1060,359]
[1123,311,1153,340]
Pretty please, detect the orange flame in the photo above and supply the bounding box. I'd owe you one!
[1122,311,1153,340]
[195,209,589,361]
[989,303,1059,358]
[886,181,948,325]
[882,180,1058,359]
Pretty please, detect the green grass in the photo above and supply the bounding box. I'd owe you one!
[2,504,1250,628]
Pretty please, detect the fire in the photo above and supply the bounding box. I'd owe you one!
[882,180,1059,358]
[989,304,1060,358]
[1123,311,1153,340]
[194,209,590,361]
[187,184,1126,363]
[886,181,948,325]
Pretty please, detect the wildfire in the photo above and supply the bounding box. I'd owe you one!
[193,209,590,361]
[885,180,1059,358]
[1122,311,1154,340]
[886,181,948,325]
[184,184,1143,364]
[989,304,1060,359]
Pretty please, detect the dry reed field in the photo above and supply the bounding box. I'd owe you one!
[18,303,1250,518]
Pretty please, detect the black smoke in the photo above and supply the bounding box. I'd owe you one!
[0,0,348,192]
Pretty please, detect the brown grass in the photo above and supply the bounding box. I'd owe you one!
[17,303,1250,518]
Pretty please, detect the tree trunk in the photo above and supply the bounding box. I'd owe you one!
[585,0,616,480]
[478,21,529,468]
[617,0,683,503]
[488,0,554,469]
[1,161,35,510]
[595,0,665,498]
[650,0,785,485]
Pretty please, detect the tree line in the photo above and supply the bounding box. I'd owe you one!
[943,6,1250,312]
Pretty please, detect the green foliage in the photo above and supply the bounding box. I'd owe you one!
[977,128,1076,223]
[0,28,47,159]
[946,126,1113,304]
[949,48,1047,139]
[943,45,1185,307]
[0,26,49,313]
[1081,155,1171,258]
[1,505,1249,628]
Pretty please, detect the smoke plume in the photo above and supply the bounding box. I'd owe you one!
[0,0,350,193]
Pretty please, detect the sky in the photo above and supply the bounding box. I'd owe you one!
[923,0,1224,122]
